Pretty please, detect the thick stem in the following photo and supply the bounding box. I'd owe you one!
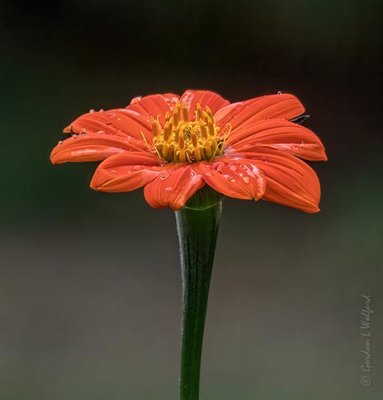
[175,188,222,400]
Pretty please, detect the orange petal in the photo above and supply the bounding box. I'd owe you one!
[195,158,266,200]
[226,119,327,161]
[215,93,305,129]
[50,133,148,164]
[64,109,153,140]
[180,90,230,120]
[90,152,162,192]
[144,165,205,210]
[240,148,322,213]
[126,93,180,124]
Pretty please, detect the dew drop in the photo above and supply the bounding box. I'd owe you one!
[205,172,213,177]
[159,173,169,180]
[130,96,142,104]
[230,178,236,183]
[277,91,282,95]
[165,186,173,192]
[132,166,141,171]
[99,109,104,113]
[58,141,63,145]
[97,130,105,134]
[243,176,250,183]
[89,109,95,113]
[110,169,117,174]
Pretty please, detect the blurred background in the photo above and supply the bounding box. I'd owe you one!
[0,0,382,399]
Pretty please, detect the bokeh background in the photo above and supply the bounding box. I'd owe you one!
[0,0,382,399]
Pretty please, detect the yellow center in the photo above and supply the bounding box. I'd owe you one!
[151,102,227,163]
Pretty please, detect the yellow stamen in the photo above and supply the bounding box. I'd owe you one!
[173,104,180,126]
[205,105,213,119]
[208,120,215,136]
[179,134,185,149]
[202,111,209,122]
[162,143,169,158]
[200,121,208,139]
[181,103,189,121]
[179,149,186,162]
[191,131,198,147]
[163,121,171,141]
[194,146,202,161]
[195,103,203,120]
[204,143,212,158]
[151,118,161,136]
[168,145,174,161]
[151,101,225,163]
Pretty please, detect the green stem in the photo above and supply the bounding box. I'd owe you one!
[175,188,223,400]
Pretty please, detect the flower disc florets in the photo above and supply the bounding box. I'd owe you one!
[152,102,227,163]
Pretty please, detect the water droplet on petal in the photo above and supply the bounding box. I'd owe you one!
[97,130,105,134]
[130,96,142,104]
[58,141,63,145]
[165,186,173,192]
[89,109,95,113]
[243,176,250,183]
[99,109,104,112]
[230,178,236,183]
[205,172,213,177]
[159,172,169,180]
[132,166,141,171]
[277,91,282,95]
[110,169,117,174]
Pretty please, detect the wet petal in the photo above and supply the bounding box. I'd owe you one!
[90,152,162,192]
[50,133,149,164]
[240,148,321,213]
[64,109,153,140]
[126,93,180,124]
[180,90,230,120]
[196,158,266,200]
[226,119,327,161]
[215,93,305,129]
[144,165,205,210]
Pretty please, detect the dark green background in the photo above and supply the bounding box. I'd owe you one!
[0,0,382,399]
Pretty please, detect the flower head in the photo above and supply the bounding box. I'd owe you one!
[50,90,327,212]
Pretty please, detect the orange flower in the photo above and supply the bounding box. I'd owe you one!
[50,90,327,212]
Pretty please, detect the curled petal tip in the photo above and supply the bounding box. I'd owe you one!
[50,145,65,164]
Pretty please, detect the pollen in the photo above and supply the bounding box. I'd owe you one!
[151,102,229,163]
